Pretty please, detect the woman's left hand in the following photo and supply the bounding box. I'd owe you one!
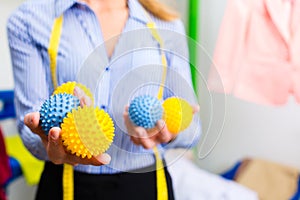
[123,105,200,149]
[123,106,173,149]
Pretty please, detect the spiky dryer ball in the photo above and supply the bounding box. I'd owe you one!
[61,106,115,159]
[53,81,94,104]
[39,93,80,134]
[162,97,193,134]
[128,95,163,129]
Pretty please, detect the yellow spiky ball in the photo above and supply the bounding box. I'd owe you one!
[162,97,193,134]
[53,81,94,104]
[61,106,115,158]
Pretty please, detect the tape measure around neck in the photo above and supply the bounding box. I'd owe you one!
[146,20,169,200]
[48,15,74,200]
[49,12,169,200]
[144,9,169,200]
[145,21,168,101]
[48,15,63,89]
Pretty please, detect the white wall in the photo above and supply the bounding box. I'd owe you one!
[0,1,17,90]
[196,0,300,174]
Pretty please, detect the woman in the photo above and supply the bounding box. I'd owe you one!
[7,0,201,199]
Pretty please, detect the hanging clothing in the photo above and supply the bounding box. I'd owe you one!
[0,127,11,200]
[208,0,300,105]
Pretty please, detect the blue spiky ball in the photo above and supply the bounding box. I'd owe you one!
[39,93,80,134]
[128,95,163,129]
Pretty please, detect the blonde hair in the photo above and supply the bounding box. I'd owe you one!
[138,0,179,21]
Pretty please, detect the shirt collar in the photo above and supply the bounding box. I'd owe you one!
[127,0,151,25]
[55,0,76,17]
[55,0,151,24]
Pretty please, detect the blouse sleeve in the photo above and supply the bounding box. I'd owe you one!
[7,7,49,160]
[162,19,202,150]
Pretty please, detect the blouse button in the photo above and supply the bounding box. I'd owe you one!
[101,105,106,110]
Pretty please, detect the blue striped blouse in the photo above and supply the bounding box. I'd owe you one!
[7,0,202,174]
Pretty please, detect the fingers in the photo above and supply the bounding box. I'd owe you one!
[25,102,108,166]
[24,112,41,133]
[124,112,156,149]
[24,112,47,141]
[133,127,156,149]
[94,153,111,165]
[124,105,165,149]
[73,86,92,107]
[47,127,110,166]
[64,153,111,166]
[130,135,156,149]
[139,137,156,149]
[123,109,130,127]
[125,105,129,112]
[155,120,174,143]
[192,104,200,114]
[48,127,61,145]
[47,127,66,165]
[123,105,130,125]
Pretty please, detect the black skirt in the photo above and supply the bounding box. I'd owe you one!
[35,162,175,200]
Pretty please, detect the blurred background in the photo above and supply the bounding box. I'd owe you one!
[1,0,300,199]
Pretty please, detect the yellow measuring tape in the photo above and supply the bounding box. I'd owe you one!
[48,14,169,200]
[48,15,63,90]
[48,15,74,200]
[146,21,169,200]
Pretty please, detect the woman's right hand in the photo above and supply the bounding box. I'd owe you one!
[23,86,111,166]
[24,112,111,166]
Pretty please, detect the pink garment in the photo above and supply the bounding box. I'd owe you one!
[208,0,300,105]
[0,127,11,200]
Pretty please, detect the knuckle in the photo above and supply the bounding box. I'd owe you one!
[51,158,63,165]
[160,134,168,142]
